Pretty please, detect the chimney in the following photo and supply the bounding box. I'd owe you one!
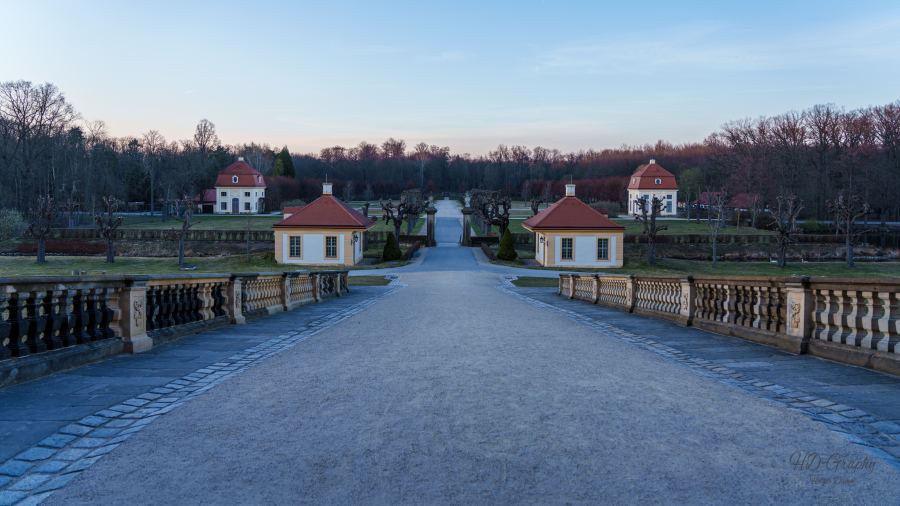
[238,156,245,162]
[322,182,333,195]
[565,183,576,197]
[649,158,656,164]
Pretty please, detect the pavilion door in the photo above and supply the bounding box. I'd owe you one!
[231,198,239,214]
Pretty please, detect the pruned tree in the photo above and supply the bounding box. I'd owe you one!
[633,195,667,265]
[471,189,511,235]
[828,192,871,268]
[771,194,803,268]
[529,198,544,217]
[381,200,403,240]
[706,192,727,266]
[94,196,123,263]
[399,189,424,235]
[170,195,194,267]
[26,193,55,264]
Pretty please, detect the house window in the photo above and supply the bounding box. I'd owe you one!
[220,202,227,210]
[220,191,226,197]
[244,202,250,211]
[597,238,609,260]
[561,237,573,260]
[289,236,302,258]
[244,191,250,197]
[232,175,239,184]
[325,236,338,258]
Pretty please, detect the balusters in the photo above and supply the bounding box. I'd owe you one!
[0,289,11,360]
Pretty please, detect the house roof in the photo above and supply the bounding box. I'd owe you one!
[194,188,216,203]
[627,160,678,190]
[273,195,373,229]
[282,206,305,216]
[215,159,266,188]
[522,196,624,231]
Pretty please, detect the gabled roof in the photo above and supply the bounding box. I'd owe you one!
[215,159,266,188]
[273,195,373,229]
[627,160,678,190]
[522,196,624,231]
[194,188,216,203]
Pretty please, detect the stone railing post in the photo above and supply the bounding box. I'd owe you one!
[426,207,437,247]
[116,278,152,353]
[624,275,636,313]
[311,272,321,302]
[591,275,600,304]
[227,276,246,324]
[679,276,695,325]
[281,272,291,311]
[784,277,812,353]
[462,207,473,246]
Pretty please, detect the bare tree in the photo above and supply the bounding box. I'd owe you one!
[828,192,871,268]
[94,196,123,263]
[771,194,803,268]
[141,130,165,213]
[706,192,727,266]
[170,196,194,267]
[633,195,667,265]
[529,198,544,217]
[26,194,55,264]
[381,200,403,240]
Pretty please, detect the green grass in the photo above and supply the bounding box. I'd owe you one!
[474,217,773,237]
[0,254,409,277]
[348,275,391,286]
[368,217,424,234]
[510,276,558,288]
[120,215,281,231]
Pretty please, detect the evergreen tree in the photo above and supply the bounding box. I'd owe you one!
[381,233,403,261]
[272,146,296,177]
[496,228,518,261]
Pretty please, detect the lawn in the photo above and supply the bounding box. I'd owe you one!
[0,254,410,277]
[116,214,424,234]
[510,276,558,288]
[348,275,392,286]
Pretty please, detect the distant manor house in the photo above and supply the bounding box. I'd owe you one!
[627,159,678,216]
[213,157,267,214]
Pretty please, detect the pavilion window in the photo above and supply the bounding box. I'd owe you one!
[289,236,302,258]
[325,236,338,258]
[561,238,573,260]
[597,238,609,260]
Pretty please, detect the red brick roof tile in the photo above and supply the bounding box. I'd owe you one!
[627,161,678,190]
[215,160,266,188]
[273,195,373,229]
[522,196,624,231]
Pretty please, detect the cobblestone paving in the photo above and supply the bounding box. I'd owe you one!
[505,279,900,471]
[0,283,399,506]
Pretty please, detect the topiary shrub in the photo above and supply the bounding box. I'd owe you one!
[381,233,403,261]
[496,228,518,261]
[0,209,26,240]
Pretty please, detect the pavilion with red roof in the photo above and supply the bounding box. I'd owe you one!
[626,159,678,216]
[213,157,267,214]
[272,182,373,266]
[523,184,624,268]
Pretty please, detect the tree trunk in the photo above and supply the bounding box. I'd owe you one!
[393,223,401,241]
[106,239,115,263]
[846,227,854,268]
[647,240,656,265]
[711,237,718,266]
[778,243,787,268]
[178,235,186,267]
[36,237,46,264]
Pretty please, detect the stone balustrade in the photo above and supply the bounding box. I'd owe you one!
[0,270,350,387]
[559,274,900,376]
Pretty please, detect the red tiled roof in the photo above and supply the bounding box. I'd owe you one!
[194,188,216,203]
[627,161,678,190]
[273,195,373,229]
[522,196,624,231]
[282,206,305,216]
[215,159,266,188]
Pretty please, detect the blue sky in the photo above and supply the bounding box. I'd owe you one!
[3,0,900,154]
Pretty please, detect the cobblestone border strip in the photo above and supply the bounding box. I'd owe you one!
[0,280,404,506]
[498,277,900,471]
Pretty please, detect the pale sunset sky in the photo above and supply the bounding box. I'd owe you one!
[2,0,900,154]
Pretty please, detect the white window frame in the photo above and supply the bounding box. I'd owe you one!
[325,236,338,259]
[289,236,302,258]
[597,238,609,260]
[561,237,574,261]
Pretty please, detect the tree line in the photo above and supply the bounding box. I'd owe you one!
[2,80,899,222]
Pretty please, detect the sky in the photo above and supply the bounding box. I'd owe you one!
[2,0,900,155]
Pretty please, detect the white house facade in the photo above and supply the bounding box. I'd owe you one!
[627,159,678,216]
[213,157,267,214]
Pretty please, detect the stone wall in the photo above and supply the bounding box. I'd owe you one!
[559,274,900,376]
